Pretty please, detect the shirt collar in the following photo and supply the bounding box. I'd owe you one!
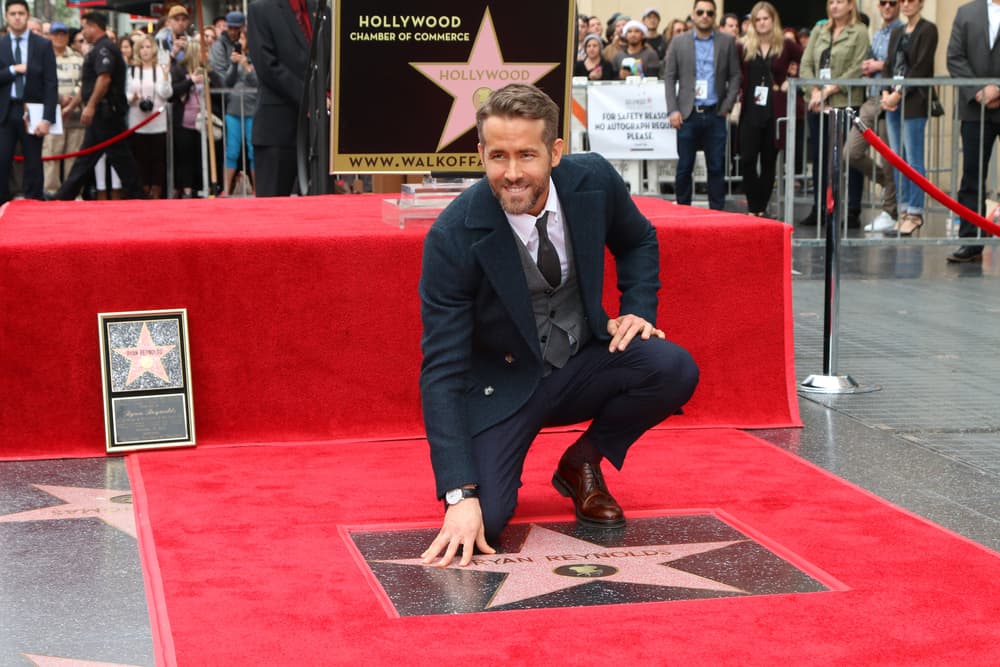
[504,177,560,243]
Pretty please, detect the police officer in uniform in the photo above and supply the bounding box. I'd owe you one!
[53,11,140,200]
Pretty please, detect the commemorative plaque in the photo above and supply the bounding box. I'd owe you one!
[332,0,575,173]
[98,309,195,452]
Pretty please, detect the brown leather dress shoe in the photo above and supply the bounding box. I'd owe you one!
[552,458,626,528]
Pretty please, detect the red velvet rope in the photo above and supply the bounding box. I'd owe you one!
[14,107,165,163]
[860,126,1000,237]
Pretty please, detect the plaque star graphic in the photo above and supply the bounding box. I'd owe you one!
[113,322,175,386]
[410,8,559,151]
[0,485,136,538]
[23,654,144,667]
[379,524,747,608]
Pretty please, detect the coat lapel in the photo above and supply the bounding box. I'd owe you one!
[553,163,604,316]
[467,186,539,357]
[278,0,308,51]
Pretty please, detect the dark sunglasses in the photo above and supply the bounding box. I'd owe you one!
[695,9,715,17]
[878,0,898,6]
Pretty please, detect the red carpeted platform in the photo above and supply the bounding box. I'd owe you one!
[128,430,1000,665]
[0,195,798,459]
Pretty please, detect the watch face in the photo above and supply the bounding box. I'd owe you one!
[445,489,462,505]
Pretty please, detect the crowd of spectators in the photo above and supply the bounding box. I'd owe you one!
[575,2,951,241]
[1,6,255,200]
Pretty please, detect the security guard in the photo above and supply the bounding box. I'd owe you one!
[53,11,141,200]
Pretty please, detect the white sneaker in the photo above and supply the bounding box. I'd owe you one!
[865,211,896,232]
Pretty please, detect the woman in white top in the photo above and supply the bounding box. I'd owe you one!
[126,35,172,198]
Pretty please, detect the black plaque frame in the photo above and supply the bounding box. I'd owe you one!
[98,309,196,453]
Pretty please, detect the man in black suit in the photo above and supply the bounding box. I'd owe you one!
[0,0,57,204]
[418,85,699,567]
[247,0,312,196]
[946,0,1000,263]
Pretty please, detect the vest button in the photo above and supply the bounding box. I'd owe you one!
[504,353,515,364]
[540,335,548,343]
[545,289,553,295]
[484,386,494,396]
[549,310,556,318]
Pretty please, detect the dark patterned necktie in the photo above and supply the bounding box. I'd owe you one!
[535,212,561,288]
[13,37,23,99]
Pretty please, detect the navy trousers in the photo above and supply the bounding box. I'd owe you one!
[470,337,699,543]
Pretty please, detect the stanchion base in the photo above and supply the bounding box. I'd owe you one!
[799,374,881,394]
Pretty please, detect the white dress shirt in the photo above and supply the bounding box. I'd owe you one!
[503,177,568,283]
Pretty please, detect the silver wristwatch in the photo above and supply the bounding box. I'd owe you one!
[444,486,479,508]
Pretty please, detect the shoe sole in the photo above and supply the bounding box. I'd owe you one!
[551,472,626,528]
[946,254,983,263]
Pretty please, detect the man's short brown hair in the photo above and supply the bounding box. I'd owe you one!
[475,84,560,149]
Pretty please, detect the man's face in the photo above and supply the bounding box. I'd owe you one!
[879,0,900,22]
[587,17,602,34]
[479,115,563,217]
[81,20,101,44]
[51,30,69,49]
[625,27,644,47]
[227,26,241,42]
[5,4,29,35]
[722,17,740,36]
[643,13,660,32]
[693,2,716,33]
[171,14,190,37]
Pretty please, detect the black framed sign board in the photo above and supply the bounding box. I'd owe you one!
[98,309,195,453]
[331,1,576,173]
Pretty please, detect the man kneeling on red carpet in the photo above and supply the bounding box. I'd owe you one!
[419,84,699,567]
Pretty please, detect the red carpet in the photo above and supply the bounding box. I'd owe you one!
[0,196,799,460]
[130,431,1000,666]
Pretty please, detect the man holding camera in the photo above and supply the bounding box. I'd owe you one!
[155,5,192,65]
[52,11,140,200]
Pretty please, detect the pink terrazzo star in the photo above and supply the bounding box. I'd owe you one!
[379,524,746,608]
[0,485,136,538]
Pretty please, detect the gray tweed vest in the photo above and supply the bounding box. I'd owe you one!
[514,220,591,376]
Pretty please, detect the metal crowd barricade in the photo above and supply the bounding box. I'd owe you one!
[783,76,1000,247]
[160,85,257,198]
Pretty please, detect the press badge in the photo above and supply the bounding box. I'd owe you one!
[819,68,832,80]
[754,86,769,106]
[695,79,709,99]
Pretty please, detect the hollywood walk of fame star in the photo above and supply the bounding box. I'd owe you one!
[23,654,144,667]
[378,524,747,609]
[410,8,560,151]
[113,322,176,387]
[0,485,136,538]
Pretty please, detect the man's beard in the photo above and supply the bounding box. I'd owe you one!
[490,179,543,216]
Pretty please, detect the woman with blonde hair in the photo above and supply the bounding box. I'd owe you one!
[127,34,172,198]
[737,2,801,216]
[798,0,869,227]
[169,40,220,197]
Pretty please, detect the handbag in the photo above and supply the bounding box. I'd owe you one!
[194,109,224,140]
[930,88,944,118]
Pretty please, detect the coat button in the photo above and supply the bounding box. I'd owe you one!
[484,386,494,396]
[504,354,514,364]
